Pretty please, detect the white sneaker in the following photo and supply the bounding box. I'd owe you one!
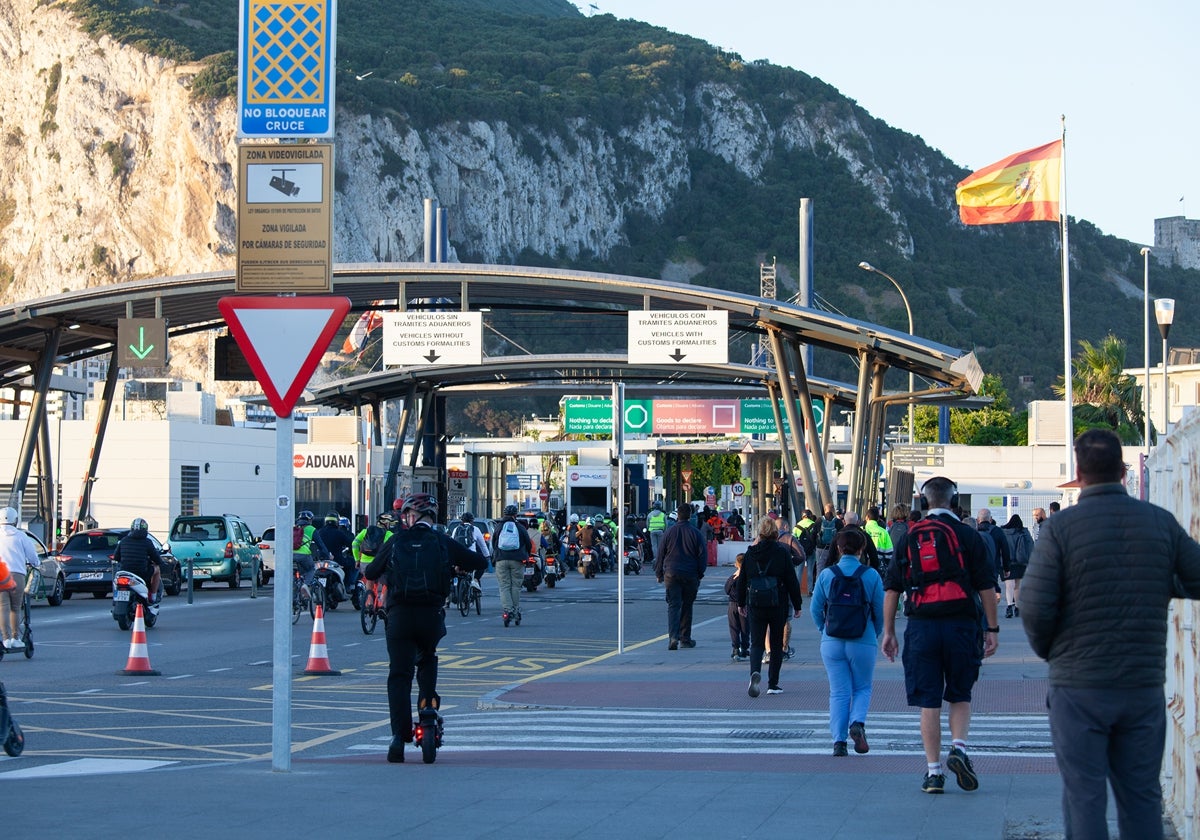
[3,638,14,650]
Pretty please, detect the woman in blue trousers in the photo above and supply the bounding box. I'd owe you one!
[811,528,885,756]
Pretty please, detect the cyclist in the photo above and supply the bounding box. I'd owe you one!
[112,517,163,607]
[317,512,356,593]
[293,510,326,597]
[363,493,485,763]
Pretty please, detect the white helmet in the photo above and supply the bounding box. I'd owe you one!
[1,507,18,525]
[569,514,579,524]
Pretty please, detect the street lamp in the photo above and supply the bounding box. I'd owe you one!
[1140,247,1151,456]
[858,261,915,443]
[1155,298,1175,439]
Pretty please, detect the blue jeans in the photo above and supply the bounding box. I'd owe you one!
[820,638,879,742]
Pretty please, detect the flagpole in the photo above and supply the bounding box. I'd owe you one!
[1060,115,1074,482]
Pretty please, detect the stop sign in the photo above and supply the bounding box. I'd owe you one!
[539,488,549,501]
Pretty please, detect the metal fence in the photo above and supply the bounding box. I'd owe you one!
[1148,413,1200,840]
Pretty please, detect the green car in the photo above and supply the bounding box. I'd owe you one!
[169,514,263,589]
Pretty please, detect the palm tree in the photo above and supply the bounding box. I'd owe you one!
[1053,334,1145,443]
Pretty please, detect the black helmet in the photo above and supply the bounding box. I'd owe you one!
[324,512,339,525]
[461,512,475,522]
[377,511,397,527]
[130,517,149,536]
[297,510,314,524]
[503,504,518,517]
[401,493,438,520]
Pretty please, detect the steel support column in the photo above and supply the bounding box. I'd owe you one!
[36,409,54,524]
[409,386,435,470]
[766,327,813,520]
[72,347,119,534]
[383,384,418,507]
[787,333,834,511]
[8,327,61,514]
[764,378,800,519]
[856,361,889,514]
[847,349,873,516]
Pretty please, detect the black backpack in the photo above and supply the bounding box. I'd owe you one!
[797,523,817,556]
[359,525,385,558]
[451,521,475,550]
[825,565,870,639]
[747,554,780,609]
[386,526,450,606]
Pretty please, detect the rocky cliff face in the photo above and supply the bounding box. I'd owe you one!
[0,0,926,306]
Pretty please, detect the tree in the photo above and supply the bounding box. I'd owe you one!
[912,373,1021,445]
[1053,334,1145,444]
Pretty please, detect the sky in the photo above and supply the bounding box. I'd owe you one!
[581,0,1198,246]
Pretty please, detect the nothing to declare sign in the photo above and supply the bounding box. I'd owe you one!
[237,143,333,292]
[627,310,728,364]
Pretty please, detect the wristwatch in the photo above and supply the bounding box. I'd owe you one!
[986,626,1000,633]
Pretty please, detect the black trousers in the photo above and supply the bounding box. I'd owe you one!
[748,604,789,688]
[384,604,446,740]
[1048,685,1166,840]
[664,575,699,643]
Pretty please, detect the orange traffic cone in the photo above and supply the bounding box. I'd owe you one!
[302,604,341,675]
[118,603,161,676]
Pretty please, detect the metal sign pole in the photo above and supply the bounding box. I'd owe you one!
[272,412,294,771]
[614,382,625,654]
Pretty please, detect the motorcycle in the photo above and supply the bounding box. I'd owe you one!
[313,554,348,610]
[112,570,159,631]
[577,545,598,579]
[623,534,643,575]
[522,551,545,592]
[543,550,564,588]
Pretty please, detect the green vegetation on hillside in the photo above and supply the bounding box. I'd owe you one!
[60,0,1200,419]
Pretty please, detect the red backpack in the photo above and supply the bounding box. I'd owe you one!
[902,518,971,617]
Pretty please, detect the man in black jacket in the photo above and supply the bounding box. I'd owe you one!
[1022,430,1200,840]
[112,517,162,604]
[654,505,707,650]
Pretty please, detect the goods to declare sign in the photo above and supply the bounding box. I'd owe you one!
[238,0,336,138]
[627,310,728,364]
[562,397,825,436]
[237,143,333,292]
[382,312,482,367]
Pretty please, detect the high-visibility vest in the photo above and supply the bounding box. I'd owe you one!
[0,557,14,591]
[647,511,668,532]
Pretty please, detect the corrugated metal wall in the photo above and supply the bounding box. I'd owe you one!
[1148,412,1200,840]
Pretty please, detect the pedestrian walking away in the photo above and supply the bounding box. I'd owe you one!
[724,554,749,661]
[362,493,486,763]
[811,528,885,757]
[736,516,802,697]
[0,507,40,649]
[1022,430,1200,840]
[653,504,707,650]
[881,476,999,795]
[491,504,532,627]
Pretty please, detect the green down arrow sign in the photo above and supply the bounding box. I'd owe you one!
[117,318,167,367]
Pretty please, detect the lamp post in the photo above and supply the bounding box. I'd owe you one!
[1141,247,1151,456]
[1155,298,1175,439]
[858,261,915,443]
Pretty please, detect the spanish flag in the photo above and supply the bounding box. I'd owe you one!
[955,140,1062,225]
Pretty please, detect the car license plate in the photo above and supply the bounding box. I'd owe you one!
[190,569,211,579]
[79,572,104,580]
[113,590,130,601]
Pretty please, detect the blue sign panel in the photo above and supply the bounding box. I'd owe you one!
[238,0,336,138]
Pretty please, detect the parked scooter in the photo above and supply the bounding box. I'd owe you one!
[112,570,159,631]
[313,555,348,609]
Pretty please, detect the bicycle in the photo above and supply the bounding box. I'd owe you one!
[360,580,387,635]
[292,567,315,625]
[448,570,480,617]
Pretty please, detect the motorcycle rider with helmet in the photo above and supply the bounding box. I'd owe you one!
[112,518,163,605]
[317,512,356,595]
[362,493,485,763]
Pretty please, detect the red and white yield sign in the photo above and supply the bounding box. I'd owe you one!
[218,296,350,416]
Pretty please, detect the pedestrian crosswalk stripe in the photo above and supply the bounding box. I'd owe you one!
[344,708,1053,757]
